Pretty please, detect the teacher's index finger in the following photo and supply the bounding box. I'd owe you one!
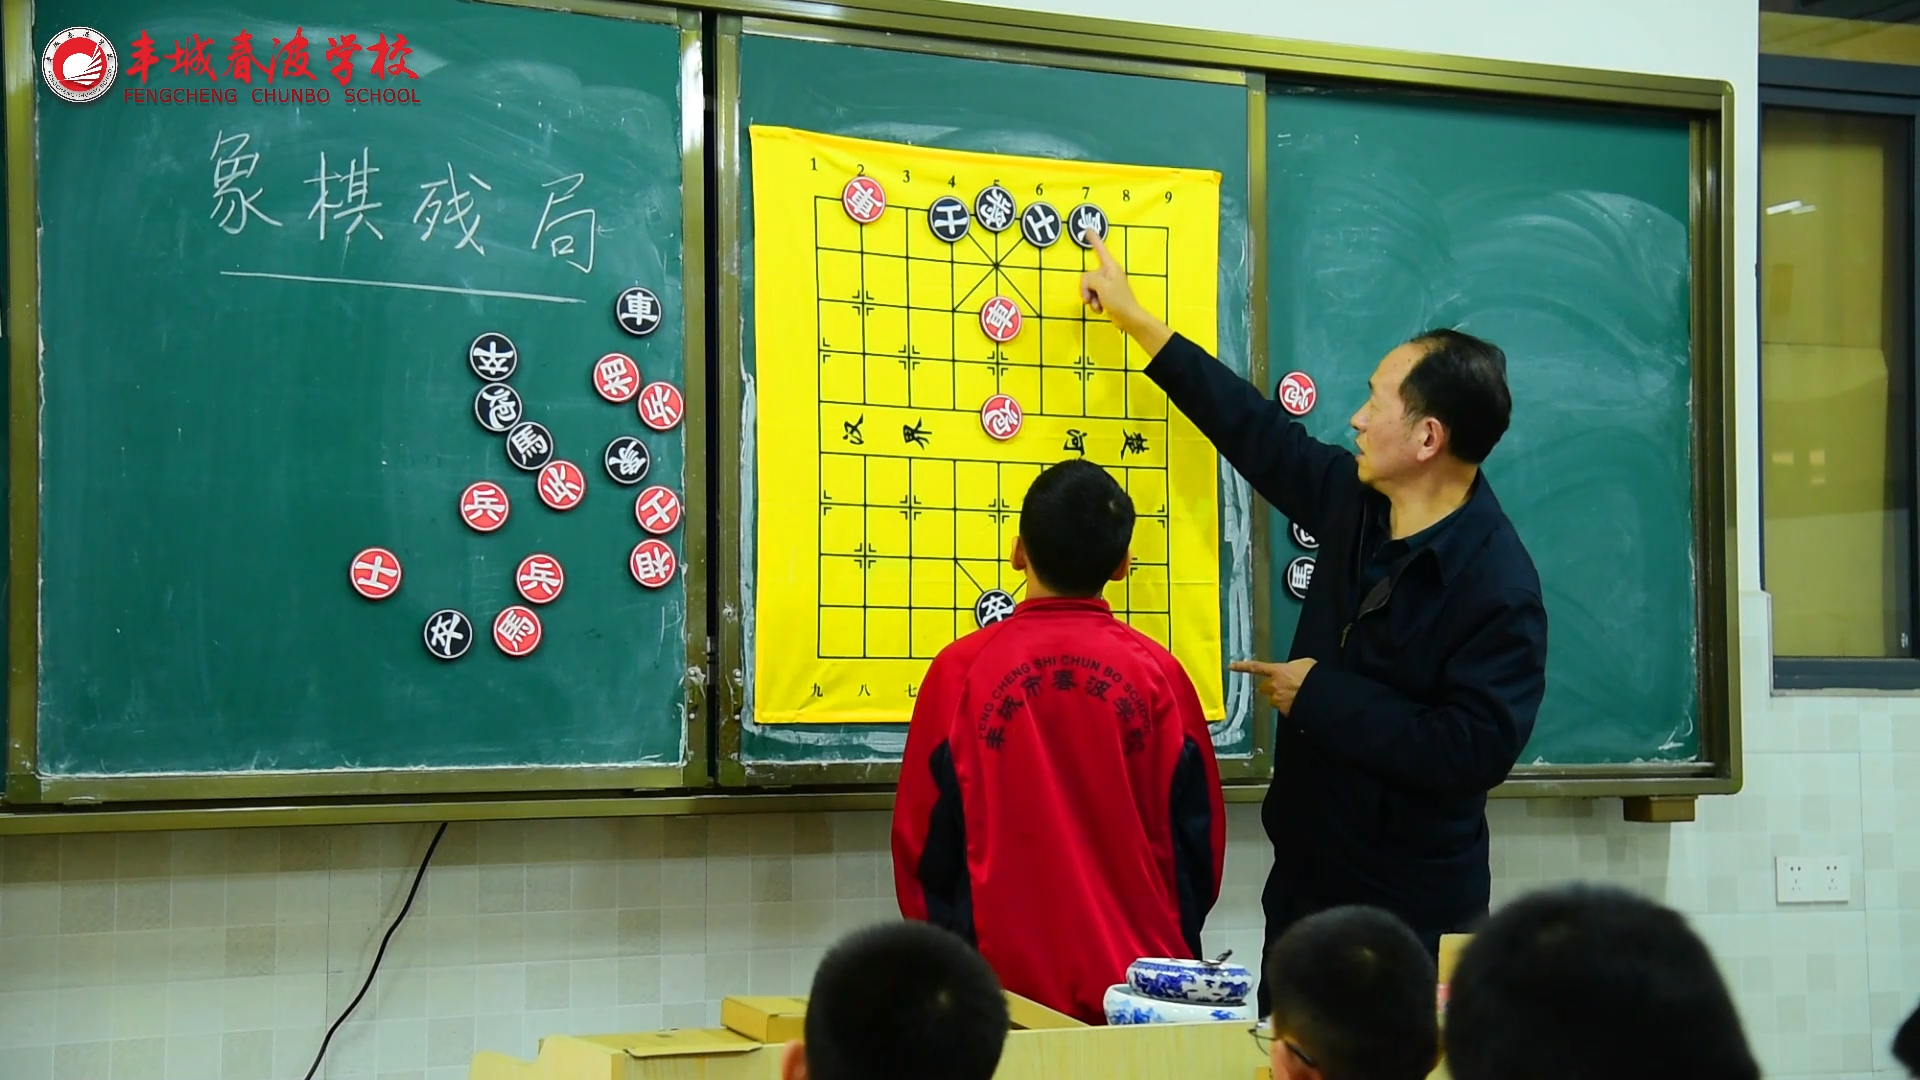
[1228,660,1280,677]
[1086,228,1121,271]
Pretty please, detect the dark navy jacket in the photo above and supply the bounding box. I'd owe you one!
[1146,334,1548,933]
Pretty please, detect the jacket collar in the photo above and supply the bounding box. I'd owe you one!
[1365,470,1505,587]
[1014,595,1113,615]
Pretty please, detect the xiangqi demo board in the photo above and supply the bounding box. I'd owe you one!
[750,127,1225,724]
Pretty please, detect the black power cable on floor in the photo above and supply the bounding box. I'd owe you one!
[301,821,449,1080]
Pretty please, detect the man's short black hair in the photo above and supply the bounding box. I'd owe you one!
[803,921,1009,1080]
[1264,906,1439,1080]
[1018,459,1135,597]
[1401,328,1512,465]
[1447,883,1758,1080]
[1894,996,1920,1075]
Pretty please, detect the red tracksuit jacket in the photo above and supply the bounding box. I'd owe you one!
[892,596,1226,1024]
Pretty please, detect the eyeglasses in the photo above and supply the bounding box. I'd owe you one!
[1249,1024,1317,1069]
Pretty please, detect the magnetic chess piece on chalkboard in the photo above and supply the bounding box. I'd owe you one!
[349,547,402,600]
[537,460,586,511]
[493,606,543,657]
[593,353,641,403]
[459,481,511,533]
[505,421,555,472]
[616,287,664,337]
[423,609,473,660]
[515,554,565,605]
[469,332,518,380]
[473,382,523,433]
[1284,556,1315,601]
[604,436,651,485]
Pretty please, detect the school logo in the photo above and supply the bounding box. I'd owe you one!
[41,28,118,104]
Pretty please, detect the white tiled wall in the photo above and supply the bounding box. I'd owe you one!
[0,708,1915,1080]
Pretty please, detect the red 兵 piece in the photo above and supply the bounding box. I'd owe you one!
[980,394,1024,442]
[459,480,511,532]
[537,460,586,512]
[593,353,641,403]
[637,381,684,433]
[349,546,402,600]
[842,176,887,225]
[635,485,683,536]
[979,296,1023,344]
[1277,371,1318,417]
[630,539,677,589]
[493,605,542,656]
[515,553,565,605]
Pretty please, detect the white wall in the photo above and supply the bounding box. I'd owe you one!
[8,5,1911,1080]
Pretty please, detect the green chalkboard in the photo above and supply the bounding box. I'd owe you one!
[1264,87,1698,764]
[23,0,701,798]
[726,31,1258,777]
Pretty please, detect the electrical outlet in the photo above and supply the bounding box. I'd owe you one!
[1776,856,1851,904]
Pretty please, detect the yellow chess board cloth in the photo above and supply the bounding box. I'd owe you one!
[750,125,1224,724]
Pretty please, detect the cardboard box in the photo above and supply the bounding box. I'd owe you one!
[720,997,808,1044]
[474,995,1257,1080]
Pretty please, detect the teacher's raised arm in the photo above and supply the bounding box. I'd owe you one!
[1079,228,1549,1022]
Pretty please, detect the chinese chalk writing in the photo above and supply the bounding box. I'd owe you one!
[210,130,282,234]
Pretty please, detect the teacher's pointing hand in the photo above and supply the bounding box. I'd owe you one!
[1079,230,1174,357]
[1230,658,1318,717]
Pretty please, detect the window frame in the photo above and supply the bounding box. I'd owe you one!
[1761,55,1920,690]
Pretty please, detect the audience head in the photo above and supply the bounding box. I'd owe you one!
[1446,883,1759,1080]
[1895,996,1920,1077]
[1263,905,1440,1080]
[784,920,1009,1080]
[1015,459,1135,598]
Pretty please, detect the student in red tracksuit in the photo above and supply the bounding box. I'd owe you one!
[892,458,1226,1025]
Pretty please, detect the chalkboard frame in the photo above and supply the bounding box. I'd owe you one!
[0,0,1741,830]
[709,18,1273,788]
[3,0,716,804]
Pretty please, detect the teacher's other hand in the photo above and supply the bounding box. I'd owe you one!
[1229,658,1317,717]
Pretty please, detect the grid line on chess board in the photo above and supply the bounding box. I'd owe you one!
[815,451,1174,660]
[812,195,1173,421]
[813,195,1177,661]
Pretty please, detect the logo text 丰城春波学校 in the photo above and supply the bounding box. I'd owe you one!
[87,28,424,106]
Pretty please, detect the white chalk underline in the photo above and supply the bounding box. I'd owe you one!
[219,270,585,305]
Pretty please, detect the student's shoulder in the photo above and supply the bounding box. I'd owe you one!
[926,618,1015,680]
[1105,618,1192,684]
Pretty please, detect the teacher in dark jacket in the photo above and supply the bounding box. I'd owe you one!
[1079,232,1548,1017]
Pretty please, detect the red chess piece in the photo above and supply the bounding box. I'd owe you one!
[979,296,1022,344]
[349,547,402,600]
[980,394,1023,441]
[842,176,887,225]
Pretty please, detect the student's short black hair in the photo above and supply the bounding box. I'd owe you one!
[803,921,1009,1080]
[1894,996,1920,1076]
[1018,459,1135,597]
[1401,328,1512,465]
[1264,906,1439,1080]
[1447,883,1759,1080]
